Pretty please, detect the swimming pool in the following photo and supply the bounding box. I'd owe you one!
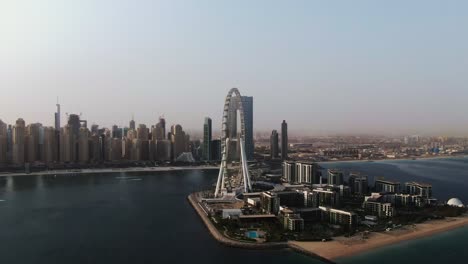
[246,231,258,239]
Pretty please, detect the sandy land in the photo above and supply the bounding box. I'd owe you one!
[0,166,219,177]
[290,216,468,261]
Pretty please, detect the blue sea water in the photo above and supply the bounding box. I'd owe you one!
[0,157,466,264]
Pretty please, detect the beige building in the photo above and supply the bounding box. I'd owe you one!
[60,125,74,163]
[78,127,89,163]
[25,123,41,163]
[43,127,57,164]
[170,124,186,160]
[12,118,26,165]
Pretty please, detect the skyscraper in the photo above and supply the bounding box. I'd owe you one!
[0,120,7,164]
[13,118,26,165]
[60,125,74,163]
[281,120,288,160]
[152,117,166,141]
[203,117,212,161]
[270,130,279,159]
[129,116,136,130]
[43,127,57,164]
[241,96,254,160]
[55,98,61,131]
[78,127,89,163]
[170,124,186,160]
[227,95,254,160]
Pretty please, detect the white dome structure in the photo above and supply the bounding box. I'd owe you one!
[447,198,465,208]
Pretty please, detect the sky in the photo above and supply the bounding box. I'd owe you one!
[1,0,468,136]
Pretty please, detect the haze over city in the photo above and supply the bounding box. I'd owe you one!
[1,0,468,136]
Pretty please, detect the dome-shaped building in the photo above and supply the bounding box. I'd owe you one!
[447,198,465,208]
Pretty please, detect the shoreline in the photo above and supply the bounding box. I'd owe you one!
[187,193,336,264]
[0,166,219,177]
[318,154,467,165]
[290,215,468,261]
[189,193,468,262]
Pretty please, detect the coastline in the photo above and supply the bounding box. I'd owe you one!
[290,215,468,261]
[189,193,468,263]
[318,154,467,164]
[188,192,334,264]
[0,166,219,177]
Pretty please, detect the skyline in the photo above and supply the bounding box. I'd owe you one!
[1,1,468,136]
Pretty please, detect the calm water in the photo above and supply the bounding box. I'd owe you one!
[0,157,467,264]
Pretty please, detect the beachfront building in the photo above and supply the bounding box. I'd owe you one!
[405,182,432,198]
[260,192,280,215]
[374,179,401,193]
[348,173,369,196]
[309,188,341,208]
[319,206,357,231]
[363,193,395,218]
[327,169,344,185]
[283,213,304,232]
[282,161,321,184]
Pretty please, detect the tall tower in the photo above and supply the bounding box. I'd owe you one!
[13,118,26,165]
[203,117,212,161]
[55,97,61,131]
[281,120,288,160]
[270,130,279,159]
[0,120,7,164]
[129,114,136,130]
[227,95,254,160]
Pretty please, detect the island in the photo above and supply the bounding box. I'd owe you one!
[188,161,468,262]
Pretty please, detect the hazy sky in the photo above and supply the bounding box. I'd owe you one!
[1,0,468,136]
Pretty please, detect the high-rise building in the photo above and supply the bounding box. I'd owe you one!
[25,123,41,163]
[241,96,254,160]
[203,117,212,161]
[60,125,74,163]
[281,120,288,160]
[227,95,254,160]
[55,98,61,131]
[155,140,172,161]
[154,117,166,140]
[137,124,149,160]
[0,120,7,164]
[328,170,344,185]
[42,127,57,164]
[91,124,99,135]
[12,118,26,165]
[349,173,368,196]
[78,127,89,163]
[211,139,221,161]
[170,124,186,160]
[129,117,136,130]
[270,130,279,159]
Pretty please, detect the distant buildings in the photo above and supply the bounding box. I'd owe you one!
[349,173,368,196]
[282,161,321,184]
[270,130,279,159]
[327,169,344,185]
[203,117,212,161]
[170,124,187,160]
[375,179,401,193]
[281,120,288,160]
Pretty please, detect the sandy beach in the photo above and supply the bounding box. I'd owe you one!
[0,166,219,177]
[290,216,468,261]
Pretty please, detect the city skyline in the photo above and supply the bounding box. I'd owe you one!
[1,1,468,136]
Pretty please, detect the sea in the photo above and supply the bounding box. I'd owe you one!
[0,157,467,264]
